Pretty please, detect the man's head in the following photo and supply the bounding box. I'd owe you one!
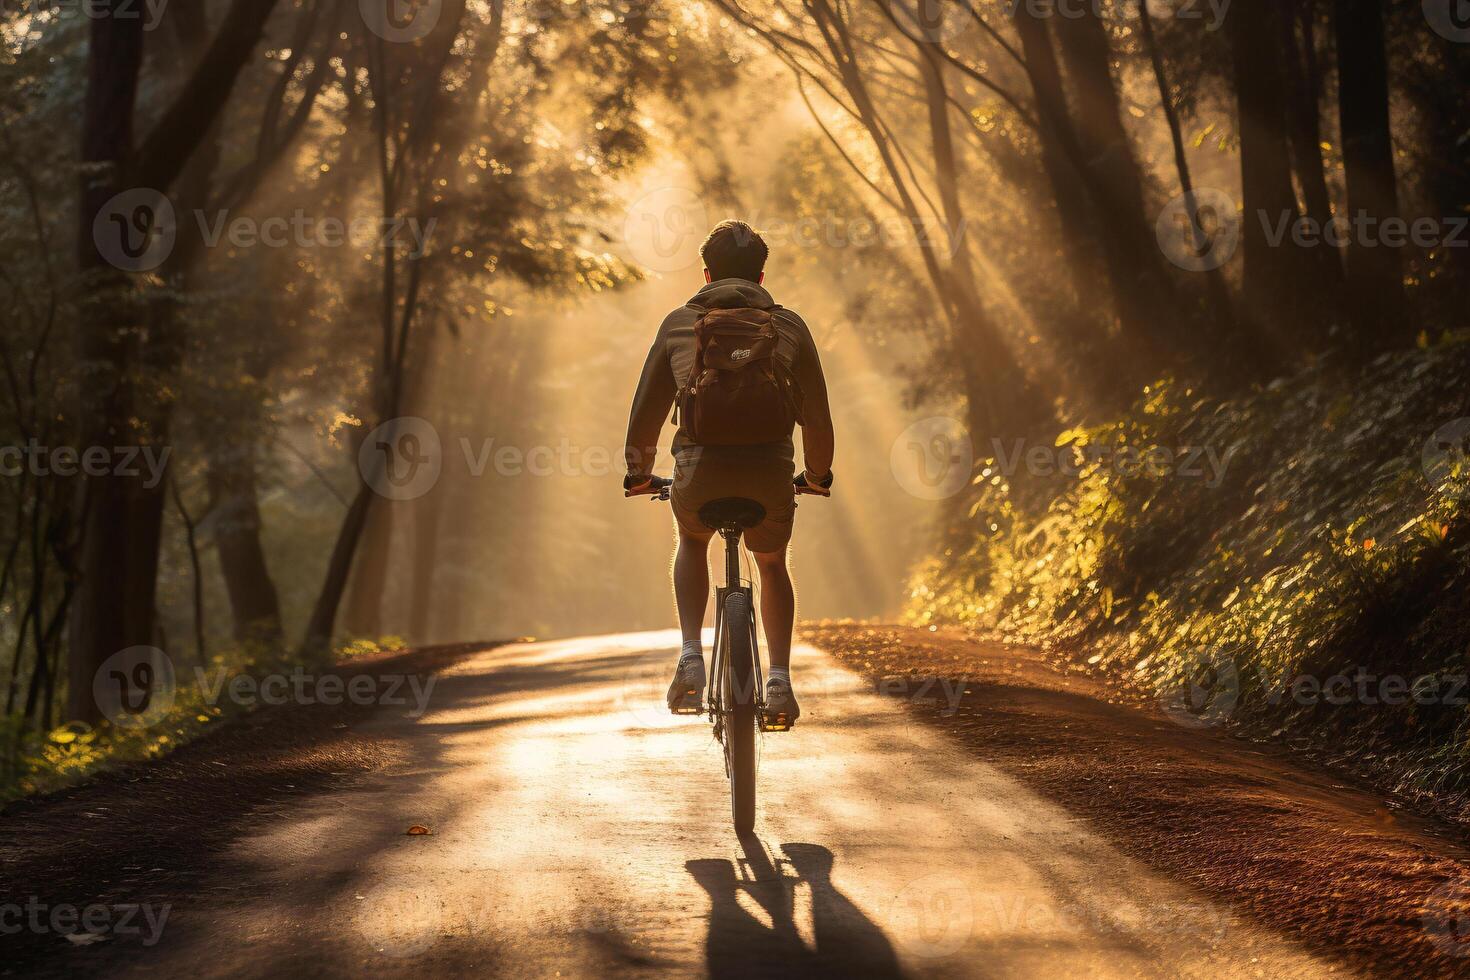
[700,219,767,284]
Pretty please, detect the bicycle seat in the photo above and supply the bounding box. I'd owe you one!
[698,497,766,531]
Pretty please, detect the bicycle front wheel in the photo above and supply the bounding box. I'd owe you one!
[722,589,757,834]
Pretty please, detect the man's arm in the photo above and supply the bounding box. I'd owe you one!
[624,321,676,478]
[790,315,834,480]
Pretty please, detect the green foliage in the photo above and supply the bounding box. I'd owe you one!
[336,635,409,660]
[909,335,1470,801]
[2,667,228,805]
[0,630,418,803]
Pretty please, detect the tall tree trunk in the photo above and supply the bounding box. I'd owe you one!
[1279,0,1345,339]
[408,484,444,644]
[1050,6,1187,368]
[1282,0,1337,258]
[916,46,1053,442]
[1009,6,1129,400]
[1335,0,1403,350]
[69,0,284,721]
[807,0,1051,443]
[1422,37,1470,310]
[1136,0,1242,376]
[302,484,375,656]
[206,444,283,645]
[299,1,472,653]
[68,7,147,723]
[1228,0,1320,364]
[343,502,393,637]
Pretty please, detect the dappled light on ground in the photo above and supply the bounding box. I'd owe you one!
[129,633,1338,978]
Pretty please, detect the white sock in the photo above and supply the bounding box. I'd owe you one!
[769,666,790,684]
[680,639,703,662]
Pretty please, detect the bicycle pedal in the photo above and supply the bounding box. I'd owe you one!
[668,690,703,715]
[760,711,794,732]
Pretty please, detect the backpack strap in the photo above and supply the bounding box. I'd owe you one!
[765,307,807,424]
[672,308,714,426]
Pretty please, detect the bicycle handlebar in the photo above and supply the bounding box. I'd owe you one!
[794,471,834,497]
[624,474,672,500]
[624,472,833,500]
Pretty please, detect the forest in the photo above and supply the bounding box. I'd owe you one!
[1,0,1468,811]
[9,0,1470,975]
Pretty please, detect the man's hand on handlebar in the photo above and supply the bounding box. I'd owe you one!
[794,470,834,497]
[624,473,671,500]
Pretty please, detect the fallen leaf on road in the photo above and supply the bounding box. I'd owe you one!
[406,825,432,835]
[65,933,108,946]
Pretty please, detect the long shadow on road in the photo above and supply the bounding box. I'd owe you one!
[688,834,905,979]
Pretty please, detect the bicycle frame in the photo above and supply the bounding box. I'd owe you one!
[707,525,764,753]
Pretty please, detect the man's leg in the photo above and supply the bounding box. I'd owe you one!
[752,548,794,670]
[674,528,713,646]
[667,527,713,712]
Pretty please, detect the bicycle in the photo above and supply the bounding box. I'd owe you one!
[626,471,830,834]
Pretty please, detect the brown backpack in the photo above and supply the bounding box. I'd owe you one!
[673,307,803,446]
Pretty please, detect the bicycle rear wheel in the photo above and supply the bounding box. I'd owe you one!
[721,589,757,834]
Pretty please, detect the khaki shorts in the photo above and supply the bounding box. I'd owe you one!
[671,444,796,553]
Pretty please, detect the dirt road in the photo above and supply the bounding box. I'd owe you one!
[7,630,1376,978]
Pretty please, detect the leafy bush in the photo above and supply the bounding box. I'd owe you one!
[908,333,1470,803]
[0,633,411,804]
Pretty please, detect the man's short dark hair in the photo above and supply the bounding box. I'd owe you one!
[700,219,768,282]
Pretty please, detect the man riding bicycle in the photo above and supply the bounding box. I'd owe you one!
[623,219,834,727]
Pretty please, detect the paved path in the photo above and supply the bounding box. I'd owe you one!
[105,632,1342,978]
